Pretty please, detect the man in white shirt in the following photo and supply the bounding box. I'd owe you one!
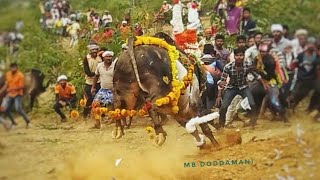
[271,24,291,55]
[67,20,81,47]
[291,29,308,58]
[91,51,117,107]
[245,32,263,64]
[102,10,113,27]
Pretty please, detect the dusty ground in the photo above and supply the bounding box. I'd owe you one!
[0,92,319,180]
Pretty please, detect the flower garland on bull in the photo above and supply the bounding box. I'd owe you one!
[87,36,194,121]
[132,36,186,114]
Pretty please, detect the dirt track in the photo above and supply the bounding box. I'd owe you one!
[0,92,319,180]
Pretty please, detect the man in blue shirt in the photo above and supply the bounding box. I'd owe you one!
[201,44,222,113]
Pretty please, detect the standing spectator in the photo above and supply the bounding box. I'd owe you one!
[76,10,83,21]
[1,63,31,128]
[214,34,230,67]
[216,48,258,128]
[51,4,60,20]
[91,51,117,106]
[198,30,214,52]
[225,0,242,35]
[160,1,172,13]
[82,44,102,119]
[241,7,256,37]
[92,13,101,33]
[134,23,143,36]
[291,29,308,57]
[290,38,320,110]
[245,31,263,64]
[229,35,247,62]
[119,21,130,40]
[201,44,222,113]
[91,51,117,128]
[67,19,80,48]
[61,14,71,36]
[271,24,291,54]
[282,24,292,40]
[54,75,77,122]
[54,17,63,35]
[102,10,113,27]
[103,27,114,39]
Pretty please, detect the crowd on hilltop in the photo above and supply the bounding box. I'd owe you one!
[38,0,145,48]
[0,0,320,131]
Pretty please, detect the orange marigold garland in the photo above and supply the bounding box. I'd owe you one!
[79,97,87,107]
[70,110,79,120]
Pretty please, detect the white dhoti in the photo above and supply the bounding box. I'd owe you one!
[170,3,184,34]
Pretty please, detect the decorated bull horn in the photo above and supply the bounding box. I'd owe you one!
[154,133,166,146]
[127,36,149,93]
[185,112,220,133]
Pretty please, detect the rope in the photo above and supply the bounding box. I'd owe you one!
[127,36,149,93]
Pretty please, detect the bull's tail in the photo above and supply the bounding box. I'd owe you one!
[127,36,149,93]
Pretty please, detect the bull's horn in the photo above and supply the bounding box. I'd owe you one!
[155,133,166,146]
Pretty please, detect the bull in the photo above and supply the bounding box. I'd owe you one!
[112,35,219,148]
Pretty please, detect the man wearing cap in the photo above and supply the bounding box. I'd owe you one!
[0,63,31,128]
[291,29,308,57]
[271,24,291,56]
[54,75,77,122]
[82,43,102,119]
[91,51,117,107]
[102,10,113,27]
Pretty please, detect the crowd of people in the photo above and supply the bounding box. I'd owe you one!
[0,0,319,131]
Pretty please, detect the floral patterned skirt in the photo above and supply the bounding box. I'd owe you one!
[93,88,113,107]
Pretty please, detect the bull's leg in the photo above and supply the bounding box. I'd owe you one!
[149,109,167,146]
[127,117,133,129]
[29,92,36,111]
[199,123,219,147]
[159,113,169,125]
[112,92,124,139]
[121,117,128,129]
[112,92,137,139]
[177,120,205,148]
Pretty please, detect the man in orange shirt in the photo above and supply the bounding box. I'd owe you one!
[0,63,31,128]
[54,75,77,122]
